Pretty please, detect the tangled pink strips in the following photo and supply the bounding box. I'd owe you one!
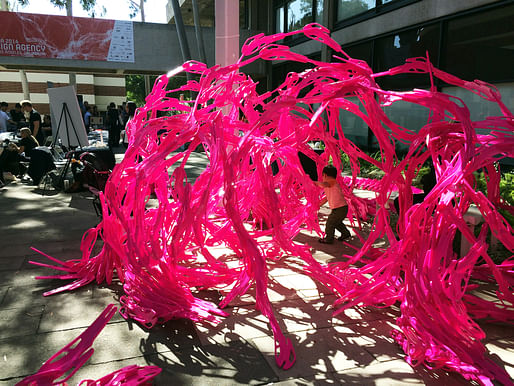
[28,23,514,384]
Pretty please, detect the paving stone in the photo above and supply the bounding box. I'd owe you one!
[38,297,123,333]
[333,320,403,363]
[0,306,44,339]
[480,321,514,342]
[0,319,150,380]
[195,306,273,346]
[0,267,59,287]
[144,339,278,385]
[0,286,7,305]
[485,338,514,380]
[0,328,86,379]
[331,358,462,385]
[268,373,333,385]
[0,256,25,271]
[251,325,376,380]
[66,356,155,385]
[0,283,93,309]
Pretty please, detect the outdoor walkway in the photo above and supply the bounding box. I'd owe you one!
[0,151,512,385]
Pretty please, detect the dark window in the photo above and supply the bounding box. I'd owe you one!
[337,0,375,21]
[343,41,373,64]
[374,24,440,90]
[287,0,313,32]
[444,5,514,83]
[240,0,247,29]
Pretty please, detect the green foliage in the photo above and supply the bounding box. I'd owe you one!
[341,150,384,178]
[125,74,188,107]
[474,170,514,205]
[125,75,147,106]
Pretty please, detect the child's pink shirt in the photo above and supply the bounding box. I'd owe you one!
[324,182,347,209]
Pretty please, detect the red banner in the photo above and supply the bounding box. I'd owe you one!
[0,11,134,62]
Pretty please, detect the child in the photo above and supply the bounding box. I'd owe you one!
[315,165,351,244]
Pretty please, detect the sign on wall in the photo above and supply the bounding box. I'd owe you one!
[0,12,134,63]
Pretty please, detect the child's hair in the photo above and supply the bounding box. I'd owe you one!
[322,165,337,178]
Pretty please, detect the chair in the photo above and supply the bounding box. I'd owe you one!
[78,152,112,217]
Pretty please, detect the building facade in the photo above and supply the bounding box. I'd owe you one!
[241,0,514,148]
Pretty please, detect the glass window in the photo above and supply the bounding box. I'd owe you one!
[276,6,285,33]
[240,0,247,29]
[382,99,432,133]
[442,83,514,127]
[339,96,371,148]
[374,24,440,90]
[287,0,313,32]
[343,41,373,64]
[445,5,514,83]
[337,0,375,21]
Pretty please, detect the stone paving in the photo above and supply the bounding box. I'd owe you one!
[0,151,513,385]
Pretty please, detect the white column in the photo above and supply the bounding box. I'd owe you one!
[215,0,239,67]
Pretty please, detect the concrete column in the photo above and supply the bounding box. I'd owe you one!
[320,0,334,63]
[19,70,30,100]
[69,72,77,88]
[215,0,239,67]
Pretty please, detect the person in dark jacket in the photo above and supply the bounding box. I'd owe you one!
[106,102,121,148]
[20,100,44,145]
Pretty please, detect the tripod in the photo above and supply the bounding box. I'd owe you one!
[51,102,84,190]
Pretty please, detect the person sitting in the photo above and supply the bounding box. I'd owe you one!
[14,127,39,160]
[0,128,39,182]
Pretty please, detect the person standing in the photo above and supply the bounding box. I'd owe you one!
[315,165,352,244]
[20,100,44,145]
[9,103,24,131]
[121,101,137,148]
[0,102,11,132]
[106,102,121,148]
[84,105,92,133]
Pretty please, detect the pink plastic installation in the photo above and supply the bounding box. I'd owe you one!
[31,24,514,385]
[16,304,161,385]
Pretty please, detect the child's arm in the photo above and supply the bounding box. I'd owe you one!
[314,181,331,188]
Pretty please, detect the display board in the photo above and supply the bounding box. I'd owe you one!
[47,86,89,148]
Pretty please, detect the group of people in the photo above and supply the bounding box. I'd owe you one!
[80,100,136,148]
[0,100,55,187]
[105,101,136,148]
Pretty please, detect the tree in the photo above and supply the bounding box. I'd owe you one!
[125,74,187,106]
[127,0,146,21]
